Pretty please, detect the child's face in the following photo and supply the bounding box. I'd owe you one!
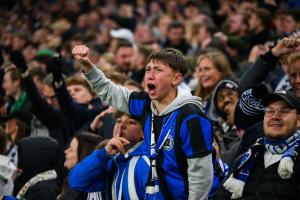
[144,60,181,102]
[114,114,143,144]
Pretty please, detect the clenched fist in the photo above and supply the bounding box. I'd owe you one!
[72,45,93,71]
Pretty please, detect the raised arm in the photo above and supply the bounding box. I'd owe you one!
[239,37,300,92]
[72,45,132,114]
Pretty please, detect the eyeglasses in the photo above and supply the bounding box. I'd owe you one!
[264,107,297,117]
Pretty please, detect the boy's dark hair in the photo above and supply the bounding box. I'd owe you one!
[145,48,188,76]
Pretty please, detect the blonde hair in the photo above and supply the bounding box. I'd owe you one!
[194,50,232,100]
[288,51,300,73]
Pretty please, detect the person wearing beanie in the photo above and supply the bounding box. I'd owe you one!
[212,80,241,165]
[223,90,300,199]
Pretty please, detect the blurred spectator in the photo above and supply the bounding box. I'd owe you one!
[162,21,191,55]
[129,45,152,83]
[227,12,249,40]
[12,137,59,199]
[114,40,135,74]
[194,50,232,114]
[0,111,32,166]
[60,131,104,200]
[2,67,30,114]
[211,80,241,165]
[246,8,272,47]
[284,9,300,34]
[194,22,219,54]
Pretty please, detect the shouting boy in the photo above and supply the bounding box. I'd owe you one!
[72,45,213,200]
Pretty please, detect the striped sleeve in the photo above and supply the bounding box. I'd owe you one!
[180,115,213,158]
[129,92,151,118]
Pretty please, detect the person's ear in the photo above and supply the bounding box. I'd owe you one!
[172,72,183,85]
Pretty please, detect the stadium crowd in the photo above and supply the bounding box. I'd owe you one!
[0,0,300,199]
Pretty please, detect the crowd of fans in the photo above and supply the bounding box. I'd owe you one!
[1,0,300,199]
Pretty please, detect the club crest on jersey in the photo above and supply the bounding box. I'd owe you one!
[164,135,174,151]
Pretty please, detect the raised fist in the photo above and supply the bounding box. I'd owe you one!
[72,45,91,67]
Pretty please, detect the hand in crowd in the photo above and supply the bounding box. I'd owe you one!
[90,111,106,132]
[105,124,130,156]
[72,45,93,71]
[248,44,269,63]
[90,106,115,132]
[272,36,300,57]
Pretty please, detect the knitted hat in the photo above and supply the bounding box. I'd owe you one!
[212,80,239,119]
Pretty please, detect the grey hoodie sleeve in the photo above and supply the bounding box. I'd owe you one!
[187,154,213,200]
[83,66,132,114]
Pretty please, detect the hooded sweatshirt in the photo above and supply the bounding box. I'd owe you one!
[68,141,162,200]
[84,66,213,200]
[13,137,59,199]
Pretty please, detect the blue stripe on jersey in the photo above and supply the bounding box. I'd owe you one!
[129,99,147,117]
[129,92,150,118]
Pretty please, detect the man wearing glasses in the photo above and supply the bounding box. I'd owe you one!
[223,90,300,200]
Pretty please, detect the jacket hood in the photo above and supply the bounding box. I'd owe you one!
[150,83,203,116]
[13,137,59,194]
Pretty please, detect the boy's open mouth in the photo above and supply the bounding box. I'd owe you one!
[147,83,156,94]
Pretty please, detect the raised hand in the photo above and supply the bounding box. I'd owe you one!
[72,45,93,71]
[271,37,300,57]
[105,125,130,156]
[90,111,106,132]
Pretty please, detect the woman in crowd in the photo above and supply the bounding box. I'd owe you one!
[194,50,233,117]
[60,131,104,200]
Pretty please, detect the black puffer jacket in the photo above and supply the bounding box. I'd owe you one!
[13,137,59,199]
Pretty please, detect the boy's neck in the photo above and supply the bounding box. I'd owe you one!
[153,87,177,114]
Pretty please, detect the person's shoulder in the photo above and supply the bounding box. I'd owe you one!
[129,91,150,100]
[179,103,206,117]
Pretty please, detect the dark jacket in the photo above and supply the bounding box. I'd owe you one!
[22,75,70,147]
[220,127,241,165]
[54,81,114,136]
[60,186,87,200]
[162,39,191,55]
[22,75,70,187]
[239,152,300,200]
[13,137,59,199]
[239,51,284,93]
[214,146,300,200]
